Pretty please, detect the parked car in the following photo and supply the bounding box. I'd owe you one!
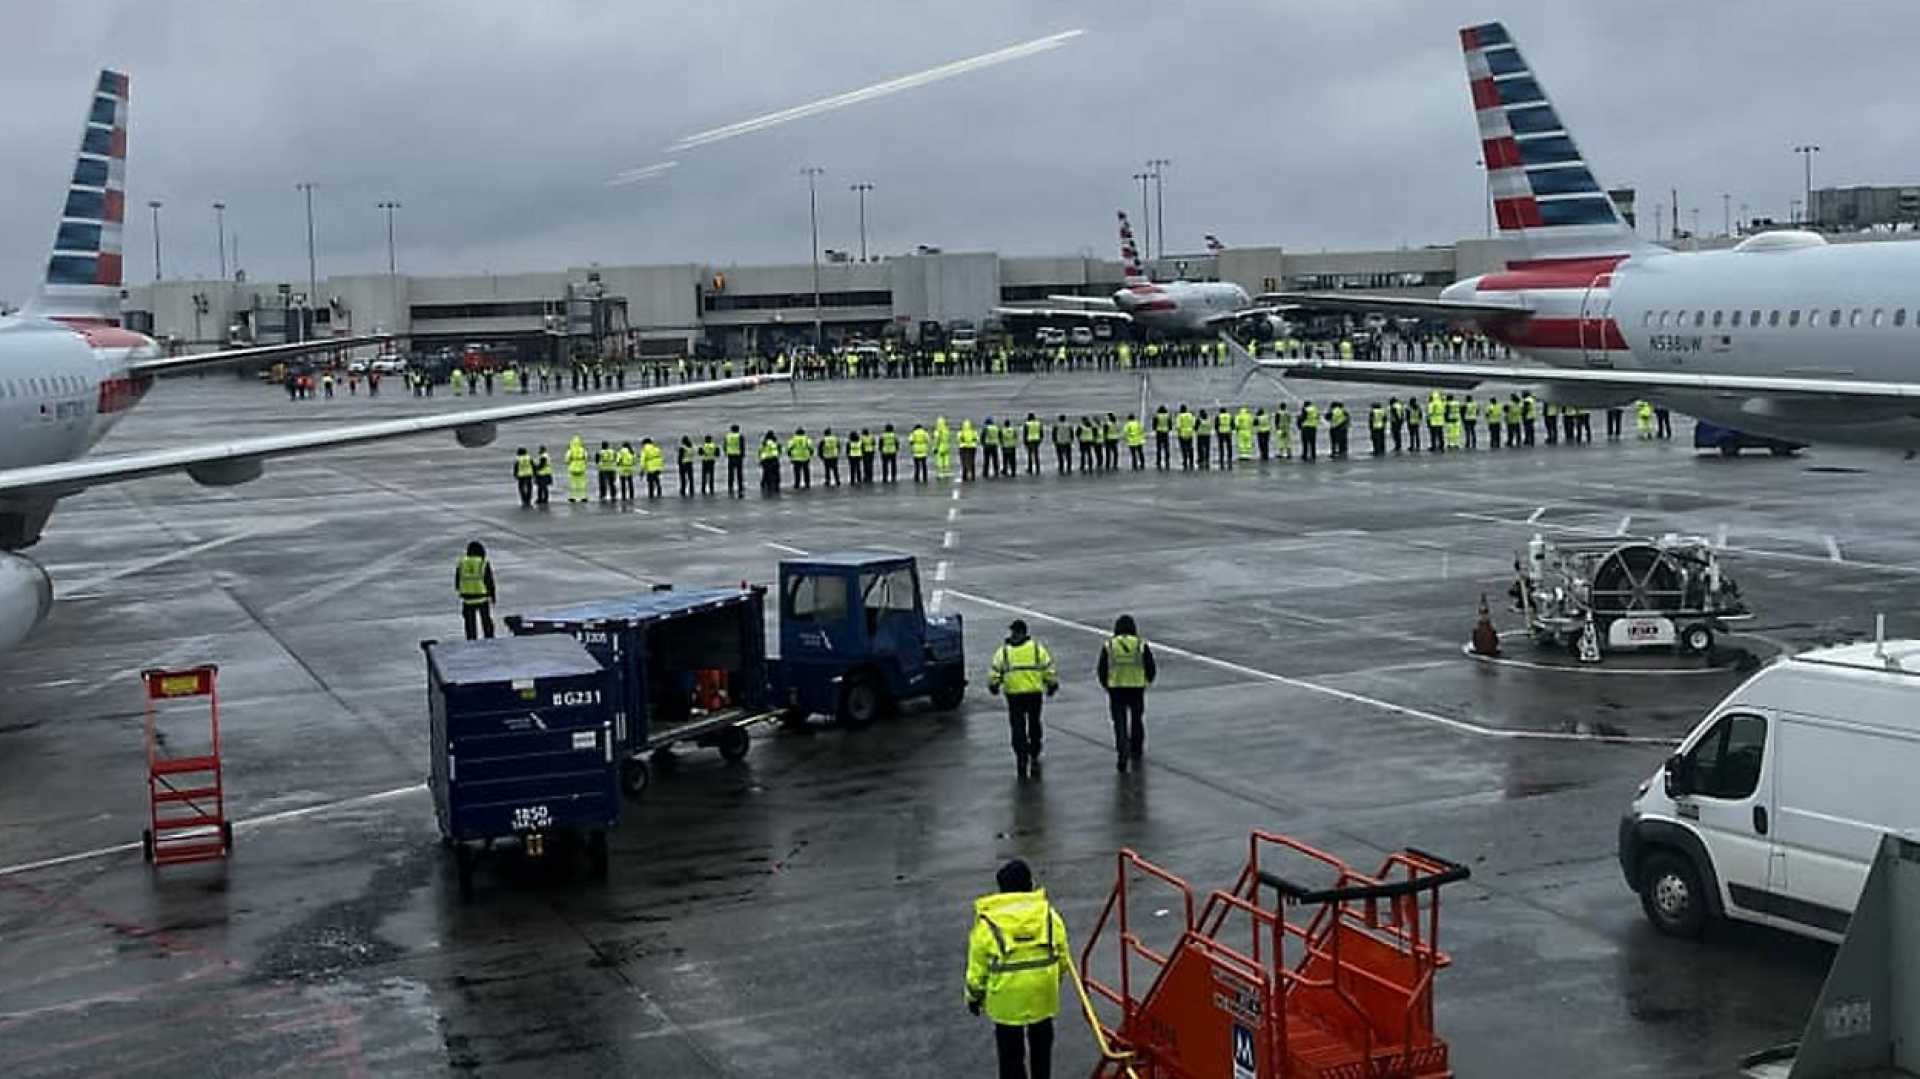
[1693,420,1802,458]
[369,354,409,374]
[1619,638,1920,942]
[1069,326,1095,346]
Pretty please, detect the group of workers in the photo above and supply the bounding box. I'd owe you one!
[507,394,1676,507]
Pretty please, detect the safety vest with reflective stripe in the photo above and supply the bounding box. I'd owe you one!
[990,639,1056,696]
[535,452,553,478]
[911,429,930,457]
[1124,419,1145,447]
[1104,635,1148,689]
[725,431,744,456]
[1024,419,1043,444]
[1176,411,1196,438]
[965,890,1068,1027]
[456,556,490,605]
[514,453,533,478]
[1154,411,1171,434]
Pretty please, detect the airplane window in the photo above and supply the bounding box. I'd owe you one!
[1898,309,1909,327]
[1750,310,1761,326]
[1730,311,1742,328]
[1850,309,1863,327]
[1769,310,1781,327]
[1642,311,1654,328]
[1693,311,1706,328]
[1789,310,1801,327]
[1659,310,1671,327]
[1712,311,1724,328]
[1873,309,1886,327]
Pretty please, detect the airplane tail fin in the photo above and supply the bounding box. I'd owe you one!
[1117,211,1149,285]
[1461,23,1650,265]
[25,70,130,326]
[1204,235,1224,254]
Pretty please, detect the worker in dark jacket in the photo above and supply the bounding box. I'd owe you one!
[1096,614,1158,773]
[454,540,497,640]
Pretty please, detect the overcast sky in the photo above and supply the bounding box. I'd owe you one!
[3,0,1915,305]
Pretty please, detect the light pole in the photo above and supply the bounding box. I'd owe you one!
[1132,172,1152,268]
[212,201,227,280]
[1146,158,1171,259]
[1721,193,1731,237]
[1792,145,1820,226]
[801,166,824,349]
[1790,198,1802,225]
[850,182,874,262]
[147,200,163,280]
[377,200,401,335]
[295,181,318,305]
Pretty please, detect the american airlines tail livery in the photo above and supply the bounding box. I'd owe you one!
[0,70,783,654]
[1263,21,1920,452]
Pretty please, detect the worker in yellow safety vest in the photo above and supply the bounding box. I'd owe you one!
[934,417,953,479]
[988,619,1058,778]
[910,424,931,483]
[639,438,664,499]
[533,445,553,505]
[1123,414,1146,471]
[615,441,637,502]
[512,447,535,507]
[957,420,980,482]
[758,431,781,495]
[1235,406,1255,461]
[1097,614,1158,772]
[966,858,1070,1079]
[565,436,590,503]
[454,540,497,640]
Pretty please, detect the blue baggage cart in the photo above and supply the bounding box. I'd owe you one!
[506,587,776,799]
[422,635,618,898]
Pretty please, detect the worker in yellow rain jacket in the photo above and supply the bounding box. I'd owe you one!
[639,438,665,499]
[1235,405,1255,461]
[934,416,953,480]
[565,436,590,503]
[966,858,1069,1079]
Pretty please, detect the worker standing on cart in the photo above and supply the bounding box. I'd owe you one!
[1097,614,1157,774]
[966,858,1068,1079]
[455,541,496,641]
[988,620,1058,780]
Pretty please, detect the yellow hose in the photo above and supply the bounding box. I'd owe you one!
[1064,954,1140,1077]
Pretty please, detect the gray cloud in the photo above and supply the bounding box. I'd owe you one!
[2,0,1915,306]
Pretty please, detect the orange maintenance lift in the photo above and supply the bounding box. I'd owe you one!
[1074,832,1470,1079]
[140,665,233,867]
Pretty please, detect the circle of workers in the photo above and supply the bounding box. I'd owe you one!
[505,392,1674,506]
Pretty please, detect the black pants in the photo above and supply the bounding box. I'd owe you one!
[1109,689,1145,761]
[914,456,929,482]
[680,464,694,496]
[1607,410,1622,439]
[760,459,779,493]
[1006,694,1044,763]
[1299,429,1316,461]
[1003,446,1017,475]
[1155,433,1170,469]
[1465,421,1478,449]
[1370,428,1385,456]
[1054,445,1070,473]
[620,474,635,501]
[535,476,550,504]
[1428,423,1443,452]
[961,449,976,480]
[1216,435,1231,468]
[646,473,662,498]
[883,454,898,482]
[1489,423,1502,449]
[1391,422,1403,451]
[1129,445,1145,470]
[1026,444,1041,473]
[824,458,841,486]
[1523,420,1536,446]
[793,461,810,489]
[1178,438,1193,470]
[701,461,715,494]
[517,477,533,506]
[1506,422,1521,446]
[994,1018,1054,1079]
[1196,437,1211,469]
[462,602,495,641]
[599,471,615,499]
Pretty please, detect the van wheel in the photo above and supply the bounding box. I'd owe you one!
[619,758,650,800]
[838,676,888,729]
[1639,851,1709,938]
[1680,624,1714,655]
[931,683,965,711]
[716,726,751,762]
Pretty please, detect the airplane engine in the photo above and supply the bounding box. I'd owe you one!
[0,554,54,655]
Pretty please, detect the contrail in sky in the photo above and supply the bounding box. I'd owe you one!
[666,28,1087,152]
[607,160,680,186]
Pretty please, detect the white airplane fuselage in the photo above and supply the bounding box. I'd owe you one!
[1448,235,1920,449]
[0,315,151,472]
[1113,280,1252,336]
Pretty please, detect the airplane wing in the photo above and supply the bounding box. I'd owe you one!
[1043,295,1119,310]
[1203,304,1298,326]
[992,305,1134,322]
[1260,292,1530,320]
[129,334,396,377]
[1260,358,1920,400]
[0,373,788,500]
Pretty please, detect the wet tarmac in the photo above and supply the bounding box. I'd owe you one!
[3,369,1915,1076]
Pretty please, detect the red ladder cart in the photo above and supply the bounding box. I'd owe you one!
[1077,832,1470,1079]
[140,665,233,866]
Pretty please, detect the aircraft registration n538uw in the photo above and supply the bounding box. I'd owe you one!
[1261,21,1920,453]
[0,70,784,654]
[997,212,1288,337]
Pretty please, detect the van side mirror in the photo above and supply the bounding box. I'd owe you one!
[1663,753,1692,798]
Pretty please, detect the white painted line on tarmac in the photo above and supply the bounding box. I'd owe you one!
[1615,515,1632,536]
[0,783,426,880]
[929,589,945,613]
[764,542,810,556]
[941,530,956,549]
[1716,524,1729,549]
[1526,506,1547,524]
[946,507,959,522]
[692,521,728,535]
[943,588,1675,746]
[63,527,266,597]
[1825,535,1844,563]
[934,560,950,582]
[265,535,441,617]
[950,489,961,500]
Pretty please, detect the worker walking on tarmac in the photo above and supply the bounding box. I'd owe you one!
[512,447,535,507]
[1098,614,1158,773]
[965,858,1069,1079]
[533,445,553,506]
[565,436,590,503]
[988,619,1058,780]
[455,540,497,641]
[725,424,746,497]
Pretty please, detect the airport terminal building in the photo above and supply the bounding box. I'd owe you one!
[124,238,1510,359]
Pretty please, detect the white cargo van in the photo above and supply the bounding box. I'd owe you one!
[1618,640,1920,942]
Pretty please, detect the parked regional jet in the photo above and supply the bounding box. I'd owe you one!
[1259,21,1920,453]
[0,70,783,653]
[997,212,1288,337]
